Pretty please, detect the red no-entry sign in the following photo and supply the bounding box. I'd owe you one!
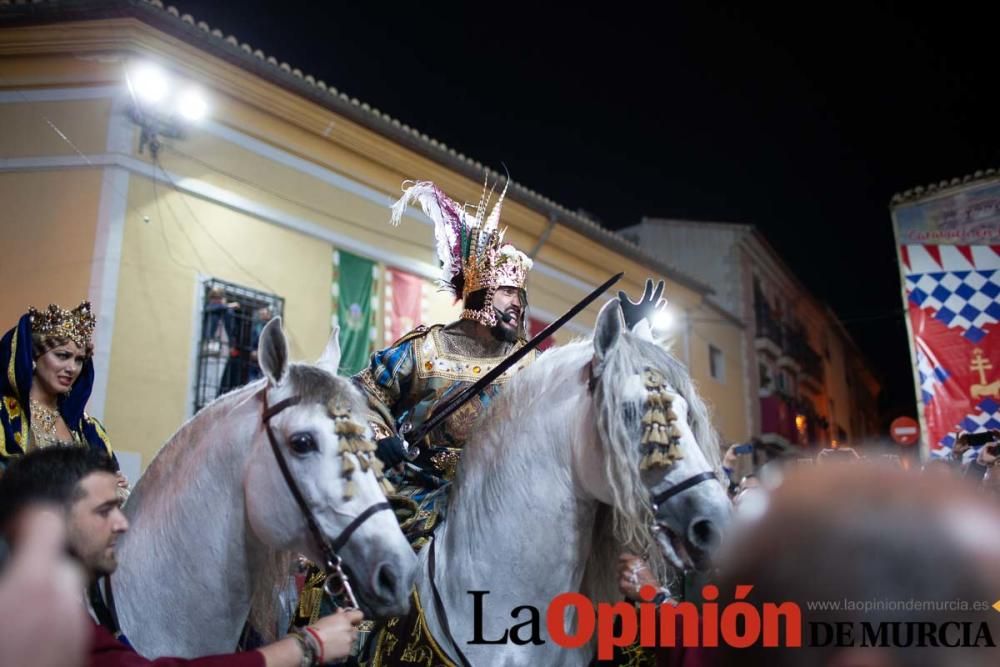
[890,417,920,446]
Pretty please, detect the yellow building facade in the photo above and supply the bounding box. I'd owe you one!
[0,2,749,473]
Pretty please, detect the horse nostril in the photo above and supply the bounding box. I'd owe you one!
[688,518,721,551]
[374,562,399,599]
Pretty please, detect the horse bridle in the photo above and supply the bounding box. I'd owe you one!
[259,388,392,609]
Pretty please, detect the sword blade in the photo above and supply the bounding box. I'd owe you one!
[405,272,624,446]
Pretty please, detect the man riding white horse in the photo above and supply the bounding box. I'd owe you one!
[293,180,667,665]
[357,178,665,552]
[358,178,536,551]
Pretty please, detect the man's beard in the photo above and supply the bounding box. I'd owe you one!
[491,320,519,343]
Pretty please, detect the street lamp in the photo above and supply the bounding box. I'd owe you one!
[176,87,209,122]
[132,63,169,104]
[126,61,210,159]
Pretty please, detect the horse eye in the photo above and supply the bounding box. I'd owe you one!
[623,403,639,427]
[288,433,317,455]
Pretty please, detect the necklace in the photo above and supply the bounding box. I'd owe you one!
[28,398,74,449]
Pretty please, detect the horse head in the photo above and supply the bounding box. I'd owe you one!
[244,318,416,617]
[586,299,731,572]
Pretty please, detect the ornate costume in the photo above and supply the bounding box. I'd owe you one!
[354,178,535,549]
[0,302,116,472]
[291,179,537,667]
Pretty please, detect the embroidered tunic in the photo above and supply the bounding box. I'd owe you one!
[355,323,535,480]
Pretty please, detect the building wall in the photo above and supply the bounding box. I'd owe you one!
[626,218,881,447]
[684,307,749,445]
[0,170,103,327]
[0,21,749,470]
[620,220,745,320]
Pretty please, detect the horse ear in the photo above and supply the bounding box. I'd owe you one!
[632,319,655,342]
[316,326,342,375]
[593,299,625,371]
[259,317,290,386]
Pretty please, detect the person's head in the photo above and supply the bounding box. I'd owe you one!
[208,286,225,303]
[0,446,126,579]
[389,179,533,332]
[717,465,1000,667]
[27,302,95,399]
[256,306,273,322]
[463,285,527,342]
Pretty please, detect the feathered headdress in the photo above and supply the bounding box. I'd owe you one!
[390,178,532,326]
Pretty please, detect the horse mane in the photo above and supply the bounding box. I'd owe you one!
[583,331,722,603]
[449,341,589,547]
[452,331,720,604]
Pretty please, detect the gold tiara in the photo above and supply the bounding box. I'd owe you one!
[28,301,96,350]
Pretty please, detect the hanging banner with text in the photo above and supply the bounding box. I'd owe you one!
[891,177,1000,459]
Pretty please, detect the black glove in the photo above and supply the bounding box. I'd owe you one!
[375,435,408,468]
[618,279,665,330]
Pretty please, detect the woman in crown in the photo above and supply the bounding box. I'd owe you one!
[0,302,120,476]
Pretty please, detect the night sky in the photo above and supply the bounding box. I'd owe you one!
[174,1,999,426]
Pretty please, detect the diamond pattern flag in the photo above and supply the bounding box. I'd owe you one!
[893,178,1000,457]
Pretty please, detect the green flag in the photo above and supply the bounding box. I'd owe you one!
[335,249,375,375]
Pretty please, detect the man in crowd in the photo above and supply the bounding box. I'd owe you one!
[0,446,362,667]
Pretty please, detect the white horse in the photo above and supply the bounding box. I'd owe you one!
[113,319,416,658]
[368,300,732,666]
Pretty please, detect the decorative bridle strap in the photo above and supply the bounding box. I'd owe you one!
[329,500,392,553]
[650,471,719,508]
[262,394,302,420]
[259,388,391,608]
[428,536,474,667]
[261,391,336,565]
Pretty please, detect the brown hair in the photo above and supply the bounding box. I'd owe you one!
[31,333,94,360]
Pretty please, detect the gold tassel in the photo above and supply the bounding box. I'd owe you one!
[328,402,350,419]
[335,420,365,437]
[341,456,355,475]
[342,479,356,501]
[379,477,395,495]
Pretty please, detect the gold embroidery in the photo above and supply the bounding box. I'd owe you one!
[357,368,393,407]
[429,448,461,480]
[369,590,456,667]
[413,327,533,383]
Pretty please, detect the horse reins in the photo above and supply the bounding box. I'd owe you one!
[260,388,392,609]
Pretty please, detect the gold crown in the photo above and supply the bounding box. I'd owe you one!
[461,239,532,298]
[28,301,96,350]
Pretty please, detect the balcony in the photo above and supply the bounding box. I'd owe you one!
[784,326,824,388]
[754,303,783,358]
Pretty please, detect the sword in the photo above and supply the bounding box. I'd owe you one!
[401,271,624,451]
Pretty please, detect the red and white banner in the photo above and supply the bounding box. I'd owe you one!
[892,179,1000,458]
[385,269,424,345]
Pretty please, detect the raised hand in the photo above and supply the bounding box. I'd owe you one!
[618,279,666,330]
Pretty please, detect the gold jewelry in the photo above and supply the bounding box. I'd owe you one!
[29,398,61,438]
[28,399,77,450]
[28,301,96,350]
